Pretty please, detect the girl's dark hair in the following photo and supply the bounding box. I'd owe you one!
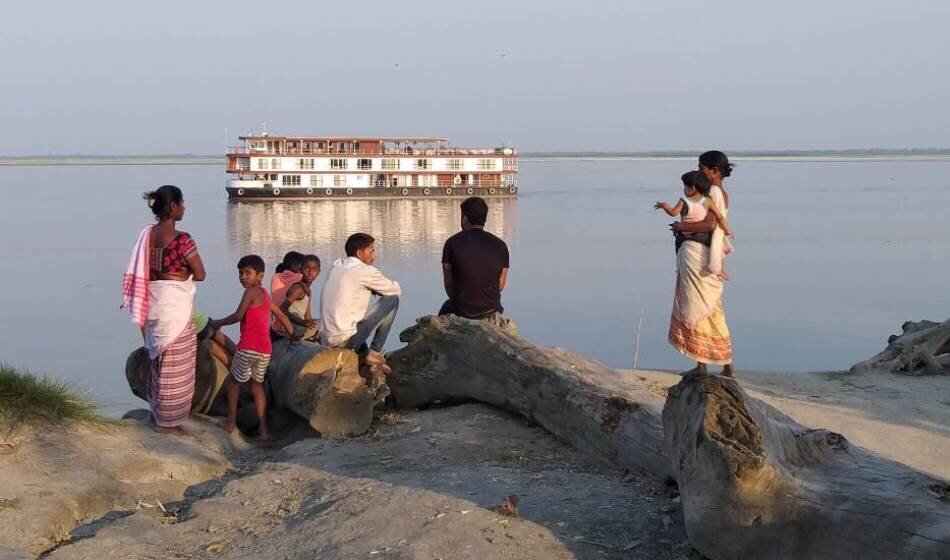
[143,185,183,219]
[699,150,733,178]
[681,170,711,196]
[304,254,321,267]
[275,251,305,273]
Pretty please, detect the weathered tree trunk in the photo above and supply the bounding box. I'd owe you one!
[851,318,950,375]
[663,373,950,560]
[389,315,950,559]
[268,339,383,437]
[387,314,670,477]
[125,340,383,437]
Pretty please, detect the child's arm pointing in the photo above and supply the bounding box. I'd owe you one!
[654,199,683,217]
[209,288,254,329]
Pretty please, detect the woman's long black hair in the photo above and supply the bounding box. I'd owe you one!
[143,185,183,219]
[699,151,734,178]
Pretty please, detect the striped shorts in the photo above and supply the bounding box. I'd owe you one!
[230,349,271,384]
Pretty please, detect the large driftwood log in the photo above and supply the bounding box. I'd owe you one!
[268,339,382,437]
[387,314,670,477]
[125,340,383,437]
[663,373,950,560]
[851,319,950,375]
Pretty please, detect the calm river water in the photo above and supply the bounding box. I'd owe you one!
[1,158,947,414]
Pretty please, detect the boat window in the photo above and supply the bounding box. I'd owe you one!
[281,175,301,187]
[330,158,348,170]
[357,159,372,170]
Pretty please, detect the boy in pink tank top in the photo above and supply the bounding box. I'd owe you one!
[209,255,294,441]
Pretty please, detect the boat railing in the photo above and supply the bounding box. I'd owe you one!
[228,146,517,157]
[368,177,517,188]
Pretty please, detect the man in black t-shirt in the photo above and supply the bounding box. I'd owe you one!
[440,197,510,319]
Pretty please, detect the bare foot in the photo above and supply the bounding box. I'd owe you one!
[253,431,271,446]
[682,365,708,377]
[364,351,393,374]
[156,426,188,437]
[223,422,237,434]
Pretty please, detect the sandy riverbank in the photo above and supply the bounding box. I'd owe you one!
[1,367,946,559]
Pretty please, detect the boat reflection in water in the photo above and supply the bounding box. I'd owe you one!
[226,198,518,266]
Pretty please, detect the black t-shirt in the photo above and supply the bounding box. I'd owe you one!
[442,228,510,317]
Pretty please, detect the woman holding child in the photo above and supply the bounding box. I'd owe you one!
[662,151,735,376]
[122,185,206,435]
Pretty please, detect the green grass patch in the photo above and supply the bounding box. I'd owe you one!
[0,364,102,425]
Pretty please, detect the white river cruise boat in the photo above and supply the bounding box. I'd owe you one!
[226,133,518,200]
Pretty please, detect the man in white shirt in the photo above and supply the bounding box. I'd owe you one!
[319,233,401,370]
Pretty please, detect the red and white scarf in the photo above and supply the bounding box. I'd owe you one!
[122,225,153,327]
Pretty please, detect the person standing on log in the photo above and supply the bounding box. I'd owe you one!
[439,197,510,319]
[319,233,401,373]
[122,185,206,436]
[209,255,295,440]
[667,152,735,377]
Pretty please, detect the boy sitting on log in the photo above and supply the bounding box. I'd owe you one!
[209,255,295,440]
[320,233,401,374]
[274,254,321,342]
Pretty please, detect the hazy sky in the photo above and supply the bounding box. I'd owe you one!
[3,1,949,154]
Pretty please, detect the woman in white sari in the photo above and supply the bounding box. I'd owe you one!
[123,185,206,435]
[668,152,735,376]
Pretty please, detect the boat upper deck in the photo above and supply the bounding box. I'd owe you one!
[228,136,516,158]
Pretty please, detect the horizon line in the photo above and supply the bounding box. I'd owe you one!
[3,147,950,160]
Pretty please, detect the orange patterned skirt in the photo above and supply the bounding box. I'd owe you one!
[668,240,733,365]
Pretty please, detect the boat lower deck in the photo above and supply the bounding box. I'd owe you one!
[227,185,518,200]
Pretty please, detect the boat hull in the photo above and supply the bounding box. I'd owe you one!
[226,186,518,201]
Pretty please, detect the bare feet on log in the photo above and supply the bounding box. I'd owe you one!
[682,364,708,377]
[359,362,391,403]
[252,432,271,446]
[222,421,237,435]
[155,426,188,437]
[363,351,392,374]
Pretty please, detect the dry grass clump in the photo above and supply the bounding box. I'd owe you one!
[0,364,101,425]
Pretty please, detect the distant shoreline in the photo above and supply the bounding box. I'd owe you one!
[3,151,950,167]
[0,157,221,167]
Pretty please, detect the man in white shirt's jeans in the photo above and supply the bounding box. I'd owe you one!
[319,233,401,371]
